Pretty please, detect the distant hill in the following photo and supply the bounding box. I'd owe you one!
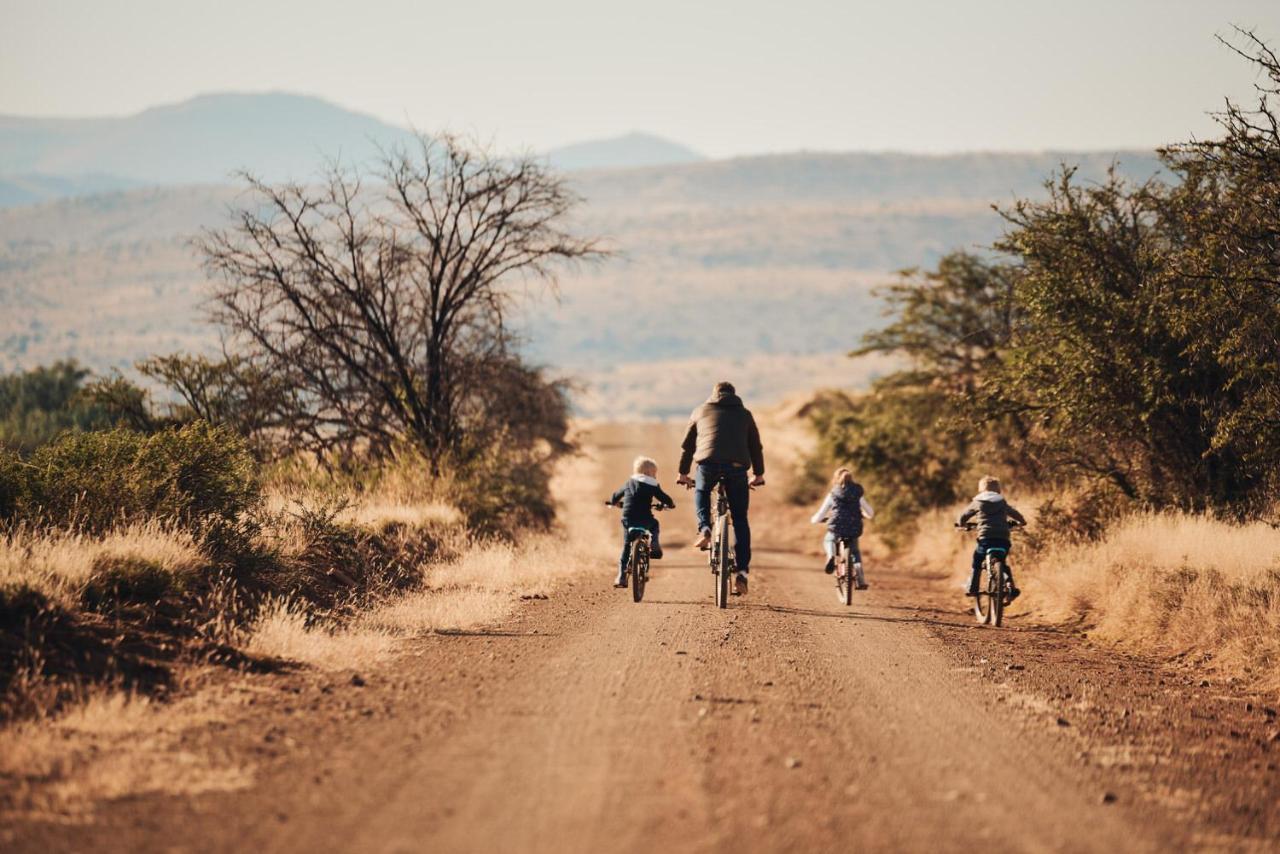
[0,96,709,205]
[0,93,418,186]
[546,132,705,171]
[569,149,1167,206]
[0,173,143,208]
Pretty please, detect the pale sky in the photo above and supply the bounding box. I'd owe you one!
[2,0,1278,157]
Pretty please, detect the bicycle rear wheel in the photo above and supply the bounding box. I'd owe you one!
[974,561,994,625]
[992,559,1005,627]
[714,519,730,609]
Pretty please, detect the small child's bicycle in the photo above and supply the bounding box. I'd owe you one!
[606,503,666,603]
[955,521,1024,627]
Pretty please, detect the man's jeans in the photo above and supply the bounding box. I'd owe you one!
[694,462,752,573]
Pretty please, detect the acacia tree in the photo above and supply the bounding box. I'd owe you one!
[197,134,601,467]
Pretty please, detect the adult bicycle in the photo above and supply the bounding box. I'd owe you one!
[708,481,736,608]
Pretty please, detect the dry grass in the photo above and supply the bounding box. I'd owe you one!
[898,499,1280,691]
[0,521,203,605]
[242,443,602,668]
[897,504,984,582]
[264,489,461,530]
[242,536,590,667]
[1024,513,1280,690]
[0,690,252,818]
[243,435,604,660]
[244,598,399,669]
[337,497,461,529]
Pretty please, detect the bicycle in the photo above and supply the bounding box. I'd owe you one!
[956,521,1024,627]
[708,481,736,608]
[680,471,760,608]
[833,537,866,606]
[606,502,667,603]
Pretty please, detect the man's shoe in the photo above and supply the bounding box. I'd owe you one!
[614,572,627,588]
[823,557,836,574]
[695,529,711,551]
[733,573,748,596]
[1007,586,1021,602]
[855,582,869,590]
[651,548,664,560]
[964,586,979,597]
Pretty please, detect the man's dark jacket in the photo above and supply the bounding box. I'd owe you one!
[678,390,765,476]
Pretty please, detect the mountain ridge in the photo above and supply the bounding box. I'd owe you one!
[0,93,709,205]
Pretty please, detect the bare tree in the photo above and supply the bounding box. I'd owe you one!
[197,133,602,466]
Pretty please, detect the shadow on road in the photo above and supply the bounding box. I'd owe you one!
[432,629,553,638]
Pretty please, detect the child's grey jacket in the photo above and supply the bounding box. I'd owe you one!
[957,491,1026,540]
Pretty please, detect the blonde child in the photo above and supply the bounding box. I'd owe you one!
[810,468,874,587]
[606,456,676,588]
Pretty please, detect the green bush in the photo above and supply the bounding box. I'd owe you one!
[0,421,260,534]
[80,555,180,611]
[0,361,120,453]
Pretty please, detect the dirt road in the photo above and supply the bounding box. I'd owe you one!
[5,423,1273,852]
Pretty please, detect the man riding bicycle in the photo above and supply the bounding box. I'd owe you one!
[676,381,765,596]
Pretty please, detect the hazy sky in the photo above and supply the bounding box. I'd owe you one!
[3,0,1278,157]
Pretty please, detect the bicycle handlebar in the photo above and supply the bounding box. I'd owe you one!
[604,501,671,511]
[955,520,1026,531]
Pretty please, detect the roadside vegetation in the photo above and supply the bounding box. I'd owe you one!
[800,31,1280,691]
[0,134,602,725]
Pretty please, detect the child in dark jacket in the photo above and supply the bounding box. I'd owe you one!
[810,468,875,587]
[607,456,675,588]
[957,475,1027,599]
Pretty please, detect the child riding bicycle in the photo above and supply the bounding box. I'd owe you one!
[607,456,675,588]
[957,475,1026,600]
[810,468,874,584]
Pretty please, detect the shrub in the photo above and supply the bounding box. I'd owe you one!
[0,362,119,453]
[80,555,178,611]
[3,422,261,535]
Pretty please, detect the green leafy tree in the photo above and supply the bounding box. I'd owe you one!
[0,362,120,452]
[802,253,1021,539]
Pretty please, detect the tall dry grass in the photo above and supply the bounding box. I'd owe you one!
[899,498,1280,691]
[0,521,204,605]
[243,535,590,668]
[1025,514,1280,689]
[242,442,605,669]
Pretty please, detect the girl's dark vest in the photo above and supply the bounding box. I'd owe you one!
[827,483,864,539]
